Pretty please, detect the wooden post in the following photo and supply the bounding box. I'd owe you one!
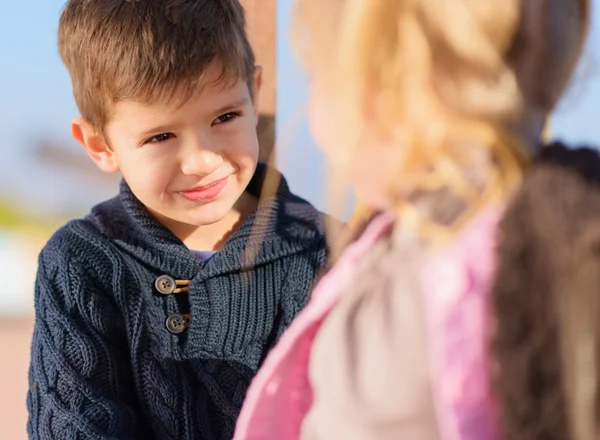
[240,0,277,164]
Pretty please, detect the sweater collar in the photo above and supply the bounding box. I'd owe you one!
[90,163,326,280]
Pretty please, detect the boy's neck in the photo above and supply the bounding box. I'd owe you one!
[156,191,259,252]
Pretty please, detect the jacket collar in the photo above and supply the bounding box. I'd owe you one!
[88,163,326,280]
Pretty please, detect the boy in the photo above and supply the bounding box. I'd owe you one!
[26,1,329,439]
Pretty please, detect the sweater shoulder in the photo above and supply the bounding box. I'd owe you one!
[278,187,345,248]
[42,216,109,261]
[38,214,122,292]
[41,191,127,261]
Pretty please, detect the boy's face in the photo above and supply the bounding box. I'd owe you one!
[73,64,262,234]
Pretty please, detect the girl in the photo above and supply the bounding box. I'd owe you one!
[234,0,595,439]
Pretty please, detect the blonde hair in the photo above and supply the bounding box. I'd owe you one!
[293,1,592,438]
[293,0,589,240]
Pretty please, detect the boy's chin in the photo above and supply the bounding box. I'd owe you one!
[149,203,229,229]
[148,193,254,237]
[181,204,237,228]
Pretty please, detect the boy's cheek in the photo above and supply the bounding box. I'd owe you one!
[223,126,260,161]
[118,154,175,192]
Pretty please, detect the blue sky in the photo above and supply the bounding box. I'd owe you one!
[1,0,599,216]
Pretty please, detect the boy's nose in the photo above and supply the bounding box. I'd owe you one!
[180,144,224,177]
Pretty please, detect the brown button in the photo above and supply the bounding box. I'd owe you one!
[166,313,189,334]
[155,275,176,295]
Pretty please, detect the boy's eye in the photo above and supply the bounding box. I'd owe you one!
[144,133,174,144]
[213,111,241,125]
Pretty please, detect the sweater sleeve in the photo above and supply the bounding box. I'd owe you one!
[27,241,141,439]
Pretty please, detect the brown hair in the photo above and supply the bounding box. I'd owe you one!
[59,0,256,130]
[492,144,600,440]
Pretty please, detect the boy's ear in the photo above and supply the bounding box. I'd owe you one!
[71,117,119,173]
[252,65,263,123]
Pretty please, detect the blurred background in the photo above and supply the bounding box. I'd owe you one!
[1,0,599,437]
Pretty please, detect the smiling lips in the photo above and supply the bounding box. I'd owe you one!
[179,176,229,202]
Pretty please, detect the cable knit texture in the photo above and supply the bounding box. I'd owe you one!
[27,164,329,440]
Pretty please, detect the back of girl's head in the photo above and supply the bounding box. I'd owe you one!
[293,1,594,439]
[293,0,589,236]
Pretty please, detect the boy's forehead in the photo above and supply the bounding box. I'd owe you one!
[152,63,247,102]
[106,75,252,133]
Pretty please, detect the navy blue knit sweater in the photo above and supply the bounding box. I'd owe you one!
[27,165,329,440]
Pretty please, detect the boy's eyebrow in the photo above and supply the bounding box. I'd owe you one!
[135,97,252,139]
[137,124,178,139]
[213,97,251,115]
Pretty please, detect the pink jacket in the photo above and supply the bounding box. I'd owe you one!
[234,207,502,440]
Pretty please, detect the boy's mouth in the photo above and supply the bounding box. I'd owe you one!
[179,176,229,202]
